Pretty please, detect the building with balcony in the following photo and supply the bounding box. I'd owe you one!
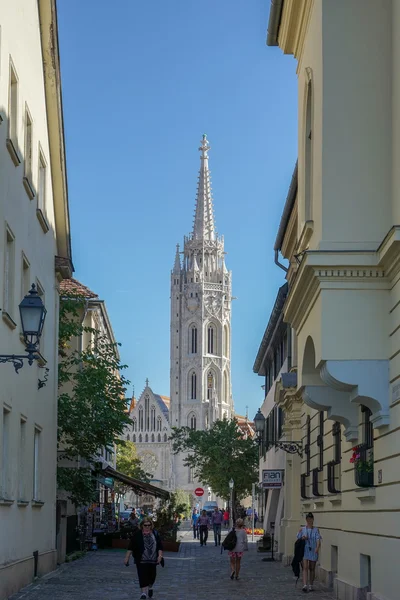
[266,2,400,599]
[0,1,72,597]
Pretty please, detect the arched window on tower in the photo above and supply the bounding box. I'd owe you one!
[132,418,137,432]
[158,433,161,442]
[133,434,136,443]
[138,407,144,431]
[207,324,216,354]
[189,324,198,354]
[164,433,168,442]
[207,371,214,400]
[190,371,197,400]
[224,325,229,358]
[304,73,313,222]
[223,371,229,403]
[127,434,130,441]
[151,406,156,431]
[145,396,150,431]
[139,434,142,443]
[157,416,162,432]
[151,434,155,442]
[189,413,197,430]
[145,433,149,442]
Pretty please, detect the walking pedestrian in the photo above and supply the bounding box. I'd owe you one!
[223,509,229,528]
[124,519,163,599]
[211,506,223,546]
[198,509,210,546]
[297,512,321,593]
[228,518,248,580]
[191,509,200,539]
[254,509,258,528]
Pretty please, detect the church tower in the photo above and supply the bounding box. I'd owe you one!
[170,135,233,492]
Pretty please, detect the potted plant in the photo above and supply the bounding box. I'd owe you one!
[350,446,374,487]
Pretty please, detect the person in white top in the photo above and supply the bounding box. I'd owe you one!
[228,518,248,580]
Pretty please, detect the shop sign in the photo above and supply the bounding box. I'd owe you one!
[262,469,284,488]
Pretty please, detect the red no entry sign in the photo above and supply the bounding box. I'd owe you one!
[194,487,204,497]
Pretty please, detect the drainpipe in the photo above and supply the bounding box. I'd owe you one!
[274,249,288,273]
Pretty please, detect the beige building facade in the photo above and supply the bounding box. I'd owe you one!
[265,2,400,599]
[0,1,72,598]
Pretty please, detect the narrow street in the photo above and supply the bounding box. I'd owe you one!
[10,530,334,600]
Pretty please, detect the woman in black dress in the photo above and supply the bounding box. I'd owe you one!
[124,519,163,599]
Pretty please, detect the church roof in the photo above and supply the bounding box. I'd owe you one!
[235,415,255,439]
[154,395,170,421]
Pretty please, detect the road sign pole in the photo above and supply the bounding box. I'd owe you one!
[251,483,255,542]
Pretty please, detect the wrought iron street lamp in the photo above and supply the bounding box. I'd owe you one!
[253,408,303,457]
[0,284,47,373]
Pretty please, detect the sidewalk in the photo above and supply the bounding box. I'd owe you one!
[9,529,335,600]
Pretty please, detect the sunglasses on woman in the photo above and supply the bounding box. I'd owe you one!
[143,523,151,527]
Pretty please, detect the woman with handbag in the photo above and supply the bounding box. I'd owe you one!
[228,518,248,580]
[124,519,163,599]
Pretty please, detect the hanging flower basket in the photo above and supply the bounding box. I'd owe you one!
[350,445,374,488]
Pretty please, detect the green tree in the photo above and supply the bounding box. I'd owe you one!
[170,418,258,500]
[114,440,152,505]
[57,294,131,506]
[170,488,191,518]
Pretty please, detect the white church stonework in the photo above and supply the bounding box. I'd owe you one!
[170,135,234,493]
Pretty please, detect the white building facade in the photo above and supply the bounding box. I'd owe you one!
[0,1,72,598]
[170,135,234,493]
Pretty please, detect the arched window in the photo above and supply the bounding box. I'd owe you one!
[164,433,168,442]
[207,324,216,354]
[189,413,197,430]
[151,434,155,442]
[207,371,214,400]
[145,396,150,431]
[157,416,162,432]
[133,434,136,443]
[158,433,161,442]
[190,371,197,400]
[138,407,144,431]
[304,73,313,222]
[151,406,156,431]
[223,371,229,403]
[189,324,197,354]
[145,433,149,442]
[132,417,137,432]
[127,434,130,441]
[224,325,229,358]
[139,434,142,443]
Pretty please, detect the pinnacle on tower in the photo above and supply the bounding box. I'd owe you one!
[192,134,216,241]
[173,244,181,273]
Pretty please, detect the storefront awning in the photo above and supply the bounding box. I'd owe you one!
[103,466,170,500]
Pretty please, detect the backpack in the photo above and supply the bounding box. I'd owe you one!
[222,528,237,551]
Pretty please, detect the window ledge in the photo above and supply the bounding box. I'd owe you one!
[17,500,30,507]
[2,311,17,330]
[328,494,342,505]
[6,138,21,166]
[301,501,312,509]
[36,208,49,233]
[0,498,14,506]
[23,176,35,200]
[355,487,376,502]
[311,497,325,507]
[32,500,45,508]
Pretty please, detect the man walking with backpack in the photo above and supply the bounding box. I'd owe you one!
[211,506,223,546]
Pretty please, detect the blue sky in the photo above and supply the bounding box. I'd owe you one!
[57,0,298,418]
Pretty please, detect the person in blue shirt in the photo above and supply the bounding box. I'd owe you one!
[191,509,200,539]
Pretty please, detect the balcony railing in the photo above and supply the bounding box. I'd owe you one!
[353,443,374,488]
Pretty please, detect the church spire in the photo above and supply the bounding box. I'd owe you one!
[192,134,216,241]
[173,244,181,273]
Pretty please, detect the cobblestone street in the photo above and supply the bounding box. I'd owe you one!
[10,530,335,600]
